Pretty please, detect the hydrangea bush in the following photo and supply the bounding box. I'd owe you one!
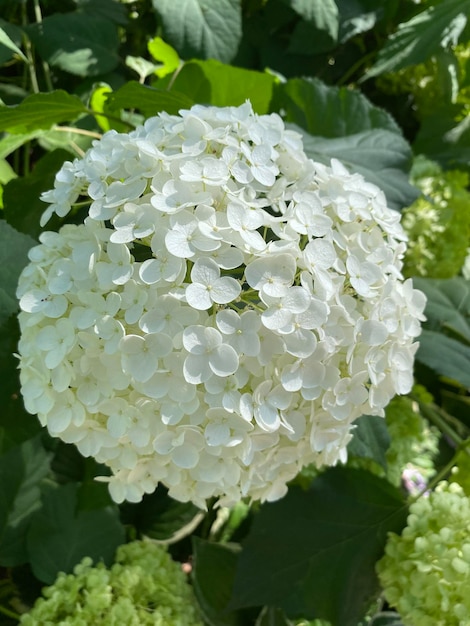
[377,482,470,626]
[16,102,426,509]
[19,540,202,625]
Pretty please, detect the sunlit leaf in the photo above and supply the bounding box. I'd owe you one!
[365,0,470,78]
[0,91,87,134]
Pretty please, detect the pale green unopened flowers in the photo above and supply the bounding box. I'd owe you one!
[19,540,203,625]
[377,482,470,626]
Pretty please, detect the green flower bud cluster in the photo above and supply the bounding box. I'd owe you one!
[377,482,470,625]
[20,540,203,626]
[402,157,470,279]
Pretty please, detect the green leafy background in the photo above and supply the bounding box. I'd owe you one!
[0,0,469,624]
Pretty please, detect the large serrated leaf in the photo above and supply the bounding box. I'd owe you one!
[0,435,52,567]
[300,129,419,211]
[0,91,87,133]
[27,482,125,583]
[0,220,36,326]
[229,467,407,626]
[153,0,242,63]
[275,77,400,138]
[27,13,120,77]
[414,277,470,388]
[365,0,470,78]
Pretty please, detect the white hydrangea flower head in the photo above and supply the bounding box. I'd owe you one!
[17,101,426,509]
[377,482,470,625]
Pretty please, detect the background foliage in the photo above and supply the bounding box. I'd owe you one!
[0,0,469,624]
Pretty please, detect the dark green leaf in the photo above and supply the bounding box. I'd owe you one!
[192,537,243,626]
[0,316,42,453]
[300,129,418,211]
[367,612,404,626]
[0,220,36,326]
[0,91,87,133]
[3,148,70,238]
[285,0,339,54]
[153,0,242,63]
[230,467,407,626]
[413,106,470,171]
[413,277,470,344]
[0,435,51,567]
[105,81,193,117]
[336,0,383,42]
[275,77,400,137]
[365,0,470,78]
[166,60,276,113]
[27,13,120,77]
[347,415,390,471]
[417,330,470,388]
[27,482,125,583]
[128,486,204,543]
[75,0,128,25]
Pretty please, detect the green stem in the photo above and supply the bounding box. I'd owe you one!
[412,396,466,448]
[33,0,54,91]
[408,450,460,507]
[54,126,103,139]
[0,604,20,620]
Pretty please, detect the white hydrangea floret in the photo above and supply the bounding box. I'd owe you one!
[17,101,426,509]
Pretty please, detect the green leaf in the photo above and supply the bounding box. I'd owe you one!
[3,148,71,239]
[125,486,204,543]
[275,77,400,137]
[336,0,383,43]
[0,316,42,453]
[0,131,43,159]
[285,0,339,55]
[413,106,470,171]
[417,330,470,387]
[152,0,242,63]
[0,220,35,326]
[230,467,407,626]
[0,91,87,134]
[414,277,470,343]
[148,36,181,78]
[105,81,193,117]
[75,0,128,25]
[192,537,243,626]
[413,277,470,387]
[27,482,125,583]
[365,0,470,78]
[347,415,390,471]
[0,435,51,567]
[300,129,419,211]
[27,13,120,77]
[256,607,294,626]
[0,22,26,63]
[166,60,276,114]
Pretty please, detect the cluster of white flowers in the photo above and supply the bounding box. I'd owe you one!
[17,102,426,509]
